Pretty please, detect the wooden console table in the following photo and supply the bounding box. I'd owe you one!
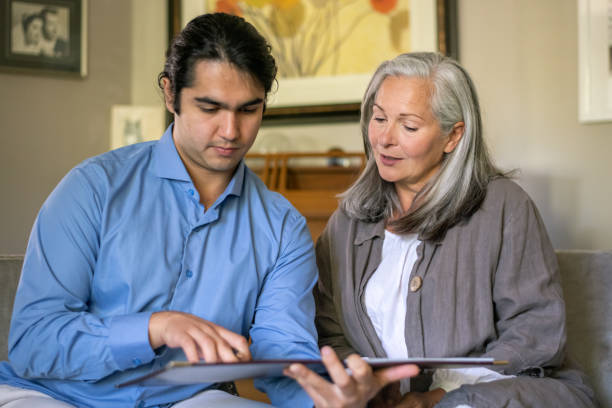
[246,152,366,240]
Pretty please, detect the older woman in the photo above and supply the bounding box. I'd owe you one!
[284,53,597,407]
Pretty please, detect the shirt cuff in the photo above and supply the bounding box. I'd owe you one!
[108,312,156,370]
[429,367,516,393]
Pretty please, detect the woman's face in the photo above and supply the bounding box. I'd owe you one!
[368,75,462,199]
[25,17,43,45]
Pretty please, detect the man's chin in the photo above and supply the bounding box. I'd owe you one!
[206,158,242,174]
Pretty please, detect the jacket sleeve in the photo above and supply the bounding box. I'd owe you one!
[482,193,566,374]
[313,212,358,359]
[437,186,598,408]
[250,211,320,408]
[8,167,156,381]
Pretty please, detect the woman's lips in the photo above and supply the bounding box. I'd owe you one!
[379,153,400,166]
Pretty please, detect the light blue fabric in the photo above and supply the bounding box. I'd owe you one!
[0,125,319,408]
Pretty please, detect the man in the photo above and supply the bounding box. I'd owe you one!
[0,13,319,407]
[39,8,68,58]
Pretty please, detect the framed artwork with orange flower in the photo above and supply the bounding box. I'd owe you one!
[171,0,457,119]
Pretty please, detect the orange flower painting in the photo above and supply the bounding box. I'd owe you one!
[209,0,411,78]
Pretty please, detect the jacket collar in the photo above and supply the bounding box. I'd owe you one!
[354,217,386,245]
[352,216,443,245]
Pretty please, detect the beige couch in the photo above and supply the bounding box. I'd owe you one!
[1,252,610,407]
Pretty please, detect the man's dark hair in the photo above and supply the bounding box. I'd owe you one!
[158,12,277,115]
[40,7,59,20]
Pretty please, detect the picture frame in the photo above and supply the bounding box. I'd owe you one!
[578,0,612,122]
[170,0,457,120]
[110,105,166,150]
[0,0,87,77]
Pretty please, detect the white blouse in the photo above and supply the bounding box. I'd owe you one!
[364,230,513,400]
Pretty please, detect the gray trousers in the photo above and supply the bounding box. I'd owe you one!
[0,385,273,407]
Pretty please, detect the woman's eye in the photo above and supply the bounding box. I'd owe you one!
[403,126,418,132]
[373,117,386,123]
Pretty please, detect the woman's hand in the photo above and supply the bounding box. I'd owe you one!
[284,346,419,408]
[368,382,402,407]
[395,388,446,408]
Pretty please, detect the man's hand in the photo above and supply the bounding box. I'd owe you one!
[148,311,251,363]
[283,346,419,408]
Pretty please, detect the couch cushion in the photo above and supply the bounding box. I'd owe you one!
[0,256,22,362]
[557,250,612,408]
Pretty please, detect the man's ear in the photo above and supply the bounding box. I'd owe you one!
[161,77,175,114]
[444,121,464,154]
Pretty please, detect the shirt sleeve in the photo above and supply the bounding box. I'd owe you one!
[249,211,319,408]
[8,166,156,381]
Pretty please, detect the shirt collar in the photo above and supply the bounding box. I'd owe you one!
[152,124,191,182]
[151,123,246,200]
[218,161,245,202]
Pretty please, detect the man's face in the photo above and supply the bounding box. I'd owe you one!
[42,13,59,40]
[166,60,265,180]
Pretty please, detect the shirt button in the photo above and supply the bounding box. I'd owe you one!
[186,270,193,278]
[132,358,142,366]
[409,276,423,292]
[188,188,195,196]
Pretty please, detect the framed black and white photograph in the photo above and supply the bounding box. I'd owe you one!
[0,0,87,77]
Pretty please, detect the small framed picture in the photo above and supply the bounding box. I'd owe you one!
[0,0,87,77]
[110,105,166,150]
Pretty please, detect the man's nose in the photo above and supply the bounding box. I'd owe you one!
[219,112,239,141]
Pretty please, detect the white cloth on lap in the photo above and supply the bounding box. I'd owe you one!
[430,367,515,393]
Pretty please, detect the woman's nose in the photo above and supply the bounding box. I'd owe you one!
[378,124,396,147]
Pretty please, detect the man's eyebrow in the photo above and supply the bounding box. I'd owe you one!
[194,96,264,110]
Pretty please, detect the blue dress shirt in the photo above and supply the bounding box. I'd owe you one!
[0,125,319,407]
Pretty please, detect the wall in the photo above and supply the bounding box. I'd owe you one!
[130,0,167,106]
[1,0,611,253]
[0,1,133,254]
[459,0,612,250]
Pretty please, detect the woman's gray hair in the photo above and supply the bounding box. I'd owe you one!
[340,52,502,240]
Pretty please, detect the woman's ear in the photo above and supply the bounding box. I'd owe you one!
[444,122,465,153]
[161,77,175,114]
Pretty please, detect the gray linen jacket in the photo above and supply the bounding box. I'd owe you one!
[314,178,597,407]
